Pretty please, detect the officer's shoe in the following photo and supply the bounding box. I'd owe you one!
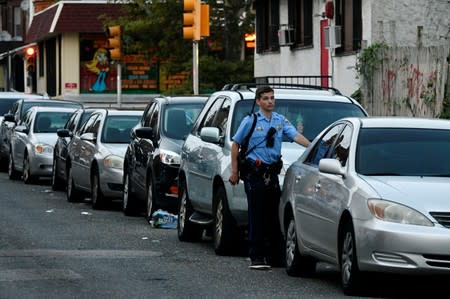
[249,257,271,270]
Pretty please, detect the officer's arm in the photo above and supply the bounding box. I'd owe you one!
[229,142,240,185]
[294,133,311,147]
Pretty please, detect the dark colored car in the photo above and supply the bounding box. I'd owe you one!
[51,108,97,190]
[122,96,207,219]
[0,98,83,168]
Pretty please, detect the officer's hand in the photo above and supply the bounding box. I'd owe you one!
[229,172,239,185]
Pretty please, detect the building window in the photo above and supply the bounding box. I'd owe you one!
[13,6,22,40]
[255,0,280,53]
[288,0,313,47]
[335,0,362,54]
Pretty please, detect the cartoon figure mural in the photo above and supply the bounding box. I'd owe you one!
[85,47,110,92]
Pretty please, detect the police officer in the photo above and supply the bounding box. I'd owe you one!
[229,86,310,270]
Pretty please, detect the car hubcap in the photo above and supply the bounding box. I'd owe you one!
[147,180,153,218]
[286,221,296,266]
[123,174,129,209]
[215,200,223,244]
[179,190,187,233]
[342,231,353,284]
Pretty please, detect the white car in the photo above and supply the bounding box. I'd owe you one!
[279,117,450,295]
[177,83,368,255]
[8,106,77,183]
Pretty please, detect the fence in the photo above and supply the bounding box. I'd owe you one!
[362,46,449,117]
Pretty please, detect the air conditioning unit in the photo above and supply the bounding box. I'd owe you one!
[278,25,295,46]
[324,26,341,49]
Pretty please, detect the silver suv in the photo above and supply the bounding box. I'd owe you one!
[177,83,368,255]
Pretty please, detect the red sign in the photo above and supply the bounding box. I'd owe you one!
[65,83,77,89]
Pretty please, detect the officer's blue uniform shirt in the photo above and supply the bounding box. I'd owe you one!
[232,110,298,164]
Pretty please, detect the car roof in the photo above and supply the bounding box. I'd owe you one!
[0,92,49,100]
[105,109,143,116]
[153,95,208,105]
[20,98,81,105]
[28,106,79,113]
[349,117,450,130]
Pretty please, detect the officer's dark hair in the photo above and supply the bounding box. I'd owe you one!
[255,86,274,100]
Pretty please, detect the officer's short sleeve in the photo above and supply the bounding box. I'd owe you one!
[282,115,298,141]
[232,115,252,145]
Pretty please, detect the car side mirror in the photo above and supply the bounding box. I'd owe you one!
[4,114,15,123]
[80,132,96,142]
[135,127,154,140]
[200,127,221,144]
[57,128,73,138]
[318,158,345,178]
[15,125,29,134]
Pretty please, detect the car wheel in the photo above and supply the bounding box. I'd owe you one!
[8,152,20,180]
[51,156,64,191]
[285,216,316,277]
[67,166,83,202]
[213,186,238,256]
[177,178,203,242]
[91,169,106,210]
[145,175,158,221]
[123,170,138,216]
[340,220,363,295]
[23,154,36,184]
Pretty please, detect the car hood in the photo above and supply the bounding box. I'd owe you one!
[361,176,450,212]
[281,141,306,168]
[34,133,59,146]
[101,144,128,158]
[160,137,183,154]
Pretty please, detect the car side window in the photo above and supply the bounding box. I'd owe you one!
[80,114,98,135]
[148,104,160,139]
[305,124,344,166]
[329,125,352,167]
[199,98,225,132]
[22,110,33,128]
[65,112,79,131]
[210,99,231,135]
[89,115,102,136]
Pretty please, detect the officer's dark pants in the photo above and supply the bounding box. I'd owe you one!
[244,172,284,263]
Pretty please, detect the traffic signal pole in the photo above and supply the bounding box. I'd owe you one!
[193,41,199,95]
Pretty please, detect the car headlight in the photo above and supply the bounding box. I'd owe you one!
[368,199,433,226]
[35,143,53,154]
[103,155,124,169]
[160,150,181,165]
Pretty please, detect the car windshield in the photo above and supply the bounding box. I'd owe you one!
[356,128,450,177]
[163,103,205,140]
[34,112,74,133]
[231,99,366,141]
[22,101,83,118]
[102,115,141,143]
[0,98,18,115]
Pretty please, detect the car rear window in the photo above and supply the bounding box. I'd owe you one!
[163,103,205,140]
[102,115,141,143]
[22,101,83,118]
[231,99,366,141]
[0,98,18,115]
[33,111,74,133]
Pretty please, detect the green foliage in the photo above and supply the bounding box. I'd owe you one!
[355,42,388,85]
[350,88,362,103]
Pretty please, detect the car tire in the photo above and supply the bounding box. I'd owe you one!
[177,178,203,242]
[213,186,238,256]
[67,166,83,202]
[8,151,20,180]
[123,170,138,216]
[340,220,364,295]
[51,156,65,191]
[23,154,36,184]
[285,216,316,277]
[91,169,106,210]
[145,174,158,222]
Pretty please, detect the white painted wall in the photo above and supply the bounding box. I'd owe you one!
[61,32,80,96]
[254,0,450,97]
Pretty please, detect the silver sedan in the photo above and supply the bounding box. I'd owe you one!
[66,109,142,209]
[8,106,77,183]
[279,117,450,295]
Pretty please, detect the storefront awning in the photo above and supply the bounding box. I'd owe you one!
[25,2,125,43]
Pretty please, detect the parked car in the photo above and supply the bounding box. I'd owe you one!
[177,83,368,255]
[122,96,207,218]
[0,92,50,168]
[8,106,78,183]
[0,98,82,169]
[51,108,97,190]
[279,117,450,295]
[65,109,142,209]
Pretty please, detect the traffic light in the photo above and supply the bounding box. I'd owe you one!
[105,25,121,60]
[245,33,256,49]
[24,46,36,73]
[183,0,210,40]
